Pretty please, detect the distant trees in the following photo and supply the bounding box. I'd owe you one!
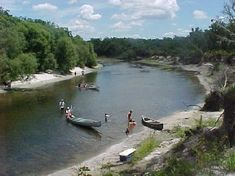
[0,8,97,85]
[90,11,234,64]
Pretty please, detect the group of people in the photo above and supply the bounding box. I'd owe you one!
[59,99,136,135]
[59,99,73,119]
[78,83,88,88]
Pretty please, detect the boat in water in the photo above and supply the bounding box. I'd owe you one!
[67,116,101,128]
[141,115,163,130]
[77,84,99,91]
[86,85,99,91]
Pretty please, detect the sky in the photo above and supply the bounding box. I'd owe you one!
[0,0,227,40]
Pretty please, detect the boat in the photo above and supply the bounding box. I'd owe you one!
[67,116,101,128]
[141,115,163,130]
[86,85,99,91]
[77,84,99,91]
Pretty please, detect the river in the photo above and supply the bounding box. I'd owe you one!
[0,61,204,176]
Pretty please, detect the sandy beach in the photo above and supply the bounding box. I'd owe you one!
[48,63,220,176]
[0,66,101,93]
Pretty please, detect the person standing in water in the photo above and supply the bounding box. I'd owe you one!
[59,99,65,110]
[126,110,137,136]
[127,110,133,122]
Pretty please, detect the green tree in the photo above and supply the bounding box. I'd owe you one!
[55,37,76,73]
[10,53,38,80]
[41,53,57,71]
[86,43,97,67]
[0,55,11,84]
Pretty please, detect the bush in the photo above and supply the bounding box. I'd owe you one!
[201,91,223,111]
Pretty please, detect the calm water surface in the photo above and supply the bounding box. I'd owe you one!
[0,62,204,175]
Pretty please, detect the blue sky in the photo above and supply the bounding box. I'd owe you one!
[0,0,227,40]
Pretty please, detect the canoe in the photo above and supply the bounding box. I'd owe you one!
[77,84,99,91]
[141,115,163,130]
[86,85,99,91]
[67,116,101,128]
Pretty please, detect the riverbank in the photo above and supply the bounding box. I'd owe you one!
[48,62,219,176]
[0,65,102,93]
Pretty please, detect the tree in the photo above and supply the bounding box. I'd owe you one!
[41,53,57,71]
[205,0,235,147]
[0,55,11,84]
[86,43,97,67]
[55,37,76,73]
[0,27,26,59]
[10,53,38,81]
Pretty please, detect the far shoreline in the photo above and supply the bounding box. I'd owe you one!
[0,64,102,94]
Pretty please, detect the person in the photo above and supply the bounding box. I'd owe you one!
[65,107,72,119]
[74,72,77,76]
[81,70,85,76]
[59,99,65,110]
[127,110,133,122]
[105,113,111,122]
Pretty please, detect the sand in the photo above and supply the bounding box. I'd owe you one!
[0,66,101,92]
[47,63,221,176]
[12,67,94,89]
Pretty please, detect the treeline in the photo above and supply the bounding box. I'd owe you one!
[0,8,97,85]
[90,23,235,64]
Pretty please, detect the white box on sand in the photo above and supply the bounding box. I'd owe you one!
[119,148,136,162]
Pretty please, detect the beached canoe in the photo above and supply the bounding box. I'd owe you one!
[67,116,101,128]
[141,115,163,130]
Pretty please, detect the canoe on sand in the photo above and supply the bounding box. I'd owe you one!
[141,115,163,130]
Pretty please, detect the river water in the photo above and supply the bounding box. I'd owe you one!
[0,62,204,176]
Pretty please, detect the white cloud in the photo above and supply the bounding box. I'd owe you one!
[109,0,179,20]
[68,19,95,34]
[0,0,18,10]
[193,10,208,20]
[80,4,102,20]
[109,0,121,5]
[70,19,93,31]
[111,20,143,31]
[129,34,141,38]
[163,32,176,38]
[22,1,30,5]
[111,21,131,31]
[111,13,128,20]
[32,3,57,11]
[110,0,179,31]
[163,28,191,38]
[68,0,78,4]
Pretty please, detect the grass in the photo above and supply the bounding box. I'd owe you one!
[194,116,221,129]
[77,166,91,176]
[102,172,114,176]
[131,134,160,164]
[223,149,235,171]
[152,130,233,176]
[153,156,194,176]
[171,125,190,138]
